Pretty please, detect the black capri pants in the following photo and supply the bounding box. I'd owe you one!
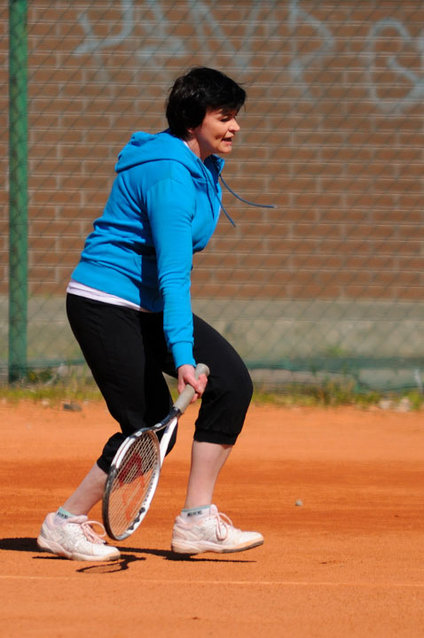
[66,294,253,473]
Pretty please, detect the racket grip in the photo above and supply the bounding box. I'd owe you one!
[174,363,210,414]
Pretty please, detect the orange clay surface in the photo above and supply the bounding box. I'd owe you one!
[0,399,423,637]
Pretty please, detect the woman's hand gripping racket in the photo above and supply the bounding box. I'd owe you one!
[102,363,210,541]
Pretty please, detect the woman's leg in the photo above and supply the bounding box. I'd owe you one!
[37,296,175,561]
[171,317,263,553]
[183,442,232,509]
[62,463,107,516]
[182,314,253,508]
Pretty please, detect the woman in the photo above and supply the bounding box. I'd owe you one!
[37,67,264,561]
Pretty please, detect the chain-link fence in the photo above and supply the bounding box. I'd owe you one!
[1,1,424,391]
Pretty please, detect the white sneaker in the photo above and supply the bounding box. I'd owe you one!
[37,513,120,561]
[171,505,264,555]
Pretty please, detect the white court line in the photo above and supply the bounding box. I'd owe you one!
[0,575,423,588]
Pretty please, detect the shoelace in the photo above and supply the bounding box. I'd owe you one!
[80,520,107,545]
[213,510,234,541]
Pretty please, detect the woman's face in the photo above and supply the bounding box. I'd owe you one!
[188,107,240,161]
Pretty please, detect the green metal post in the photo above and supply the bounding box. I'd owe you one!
[8,0,28,383]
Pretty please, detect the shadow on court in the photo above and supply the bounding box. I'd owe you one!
[128,546,257,563]
[78,548,257,574]
[0,537,39,552]
[0,537,256,573]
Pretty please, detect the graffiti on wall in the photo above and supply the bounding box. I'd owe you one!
[366,17,424,113]
[74,0,424,114]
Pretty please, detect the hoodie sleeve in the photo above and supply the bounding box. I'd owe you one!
[144,163,197,369]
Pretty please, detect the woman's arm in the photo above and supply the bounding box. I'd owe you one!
[144,166,197,369]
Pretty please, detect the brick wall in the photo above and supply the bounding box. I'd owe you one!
[2,0,424,306]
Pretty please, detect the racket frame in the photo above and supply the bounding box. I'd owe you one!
[102,429,161,540]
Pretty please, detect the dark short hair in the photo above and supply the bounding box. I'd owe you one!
[166,67,246,140]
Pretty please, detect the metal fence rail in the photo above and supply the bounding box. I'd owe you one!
[1,0,423,391]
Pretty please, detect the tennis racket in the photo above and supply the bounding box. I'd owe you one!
[102,363,210,541]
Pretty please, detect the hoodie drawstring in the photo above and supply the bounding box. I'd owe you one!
[219,175,275,227]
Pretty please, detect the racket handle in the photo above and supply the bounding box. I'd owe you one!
[174,363,210,414]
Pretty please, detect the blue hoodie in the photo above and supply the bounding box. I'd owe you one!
[71,130,224,369]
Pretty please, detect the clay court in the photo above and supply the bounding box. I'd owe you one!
[0,400,423,637]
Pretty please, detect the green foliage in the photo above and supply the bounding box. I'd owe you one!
[0,367,101,405]
[252,381,423,410]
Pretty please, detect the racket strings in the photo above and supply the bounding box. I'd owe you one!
[107,434,160,538]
